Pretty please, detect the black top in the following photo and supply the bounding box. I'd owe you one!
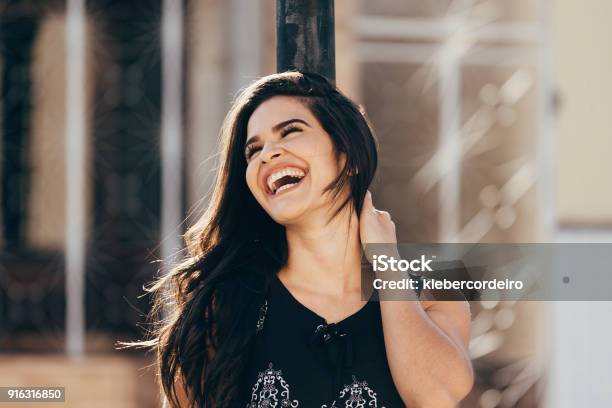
[241,274,406,407]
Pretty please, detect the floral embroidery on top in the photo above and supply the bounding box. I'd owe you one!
[247,362,299,408]
[256,300,268,333]
[323,375,386,408]
[249,364,386,408]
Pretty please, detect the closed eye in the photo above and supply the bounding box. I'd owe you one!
[280,125,303,137]
[245,125,303,161]
[245,144,262,160]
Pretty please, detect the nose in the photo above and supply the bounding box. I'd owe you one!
[260,142,283,164]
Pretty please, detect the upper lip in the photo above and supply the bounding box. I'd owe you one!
[261,163,307,195]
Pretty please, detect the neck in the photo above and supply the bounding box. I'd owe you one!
[280,205,363,296]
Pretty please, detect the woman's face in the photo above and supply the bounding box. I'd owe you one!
[244,96,346,225]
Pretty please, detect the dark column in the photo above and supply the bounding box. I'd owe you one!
[0,2,66,352]
[276,0,335,83]
[0,15,39,252]
[86,0,162,335]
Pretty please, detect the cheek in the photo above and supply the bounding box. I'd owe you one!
[307,138,339,174]
[284,133,333,162]
[297,143,340,195]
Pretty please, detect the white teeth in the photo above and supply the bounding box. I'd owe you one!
[266,167,305,193]
[275,183,297,193]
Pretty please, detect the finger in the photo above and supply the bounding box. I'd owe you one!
[378,210,391,219]
[361,190,374,214]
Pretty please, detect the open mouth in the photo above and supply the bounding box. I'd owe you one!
[266,167,306,196]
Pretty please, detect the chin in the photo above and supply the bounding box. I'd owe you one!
[257,186,312,225]
[267,206,308,226]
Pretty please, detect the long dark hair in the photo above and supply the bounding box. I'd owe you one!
[142,71,378,407]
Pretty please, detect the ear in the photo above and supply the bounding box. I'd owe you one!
[348,166,359,176]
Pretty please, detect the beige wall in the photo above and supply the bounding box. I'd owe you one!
[554,0,612,225]
[0,355,160,408]
[185,0,226,213]
[28,13,94,251]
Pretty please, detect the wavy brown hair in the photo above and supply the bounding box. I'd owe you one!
[133,71,379,407]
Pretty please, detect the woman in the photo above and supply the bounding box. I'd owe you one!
[144,71,473,408]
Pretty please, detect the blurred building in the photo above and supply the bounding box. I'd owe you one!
[0,0,610,407]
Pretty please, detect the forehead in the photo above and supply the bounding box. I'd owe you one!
[246,96,315,138]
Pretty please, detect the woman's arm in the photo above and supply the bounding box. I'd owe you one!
[359,192,474,408]
[379,293,473,408]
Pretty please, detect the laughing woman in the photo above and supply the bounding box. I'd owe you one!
[146,72,473,408]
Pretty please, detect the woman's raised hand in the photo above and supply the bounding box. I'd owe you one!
[359,191,399,263]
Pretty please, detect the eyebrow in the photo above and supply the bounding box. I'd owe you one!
[244,118,311,150]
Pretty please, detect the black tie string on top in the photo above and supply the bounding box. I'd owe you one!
[309,322,354,395]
